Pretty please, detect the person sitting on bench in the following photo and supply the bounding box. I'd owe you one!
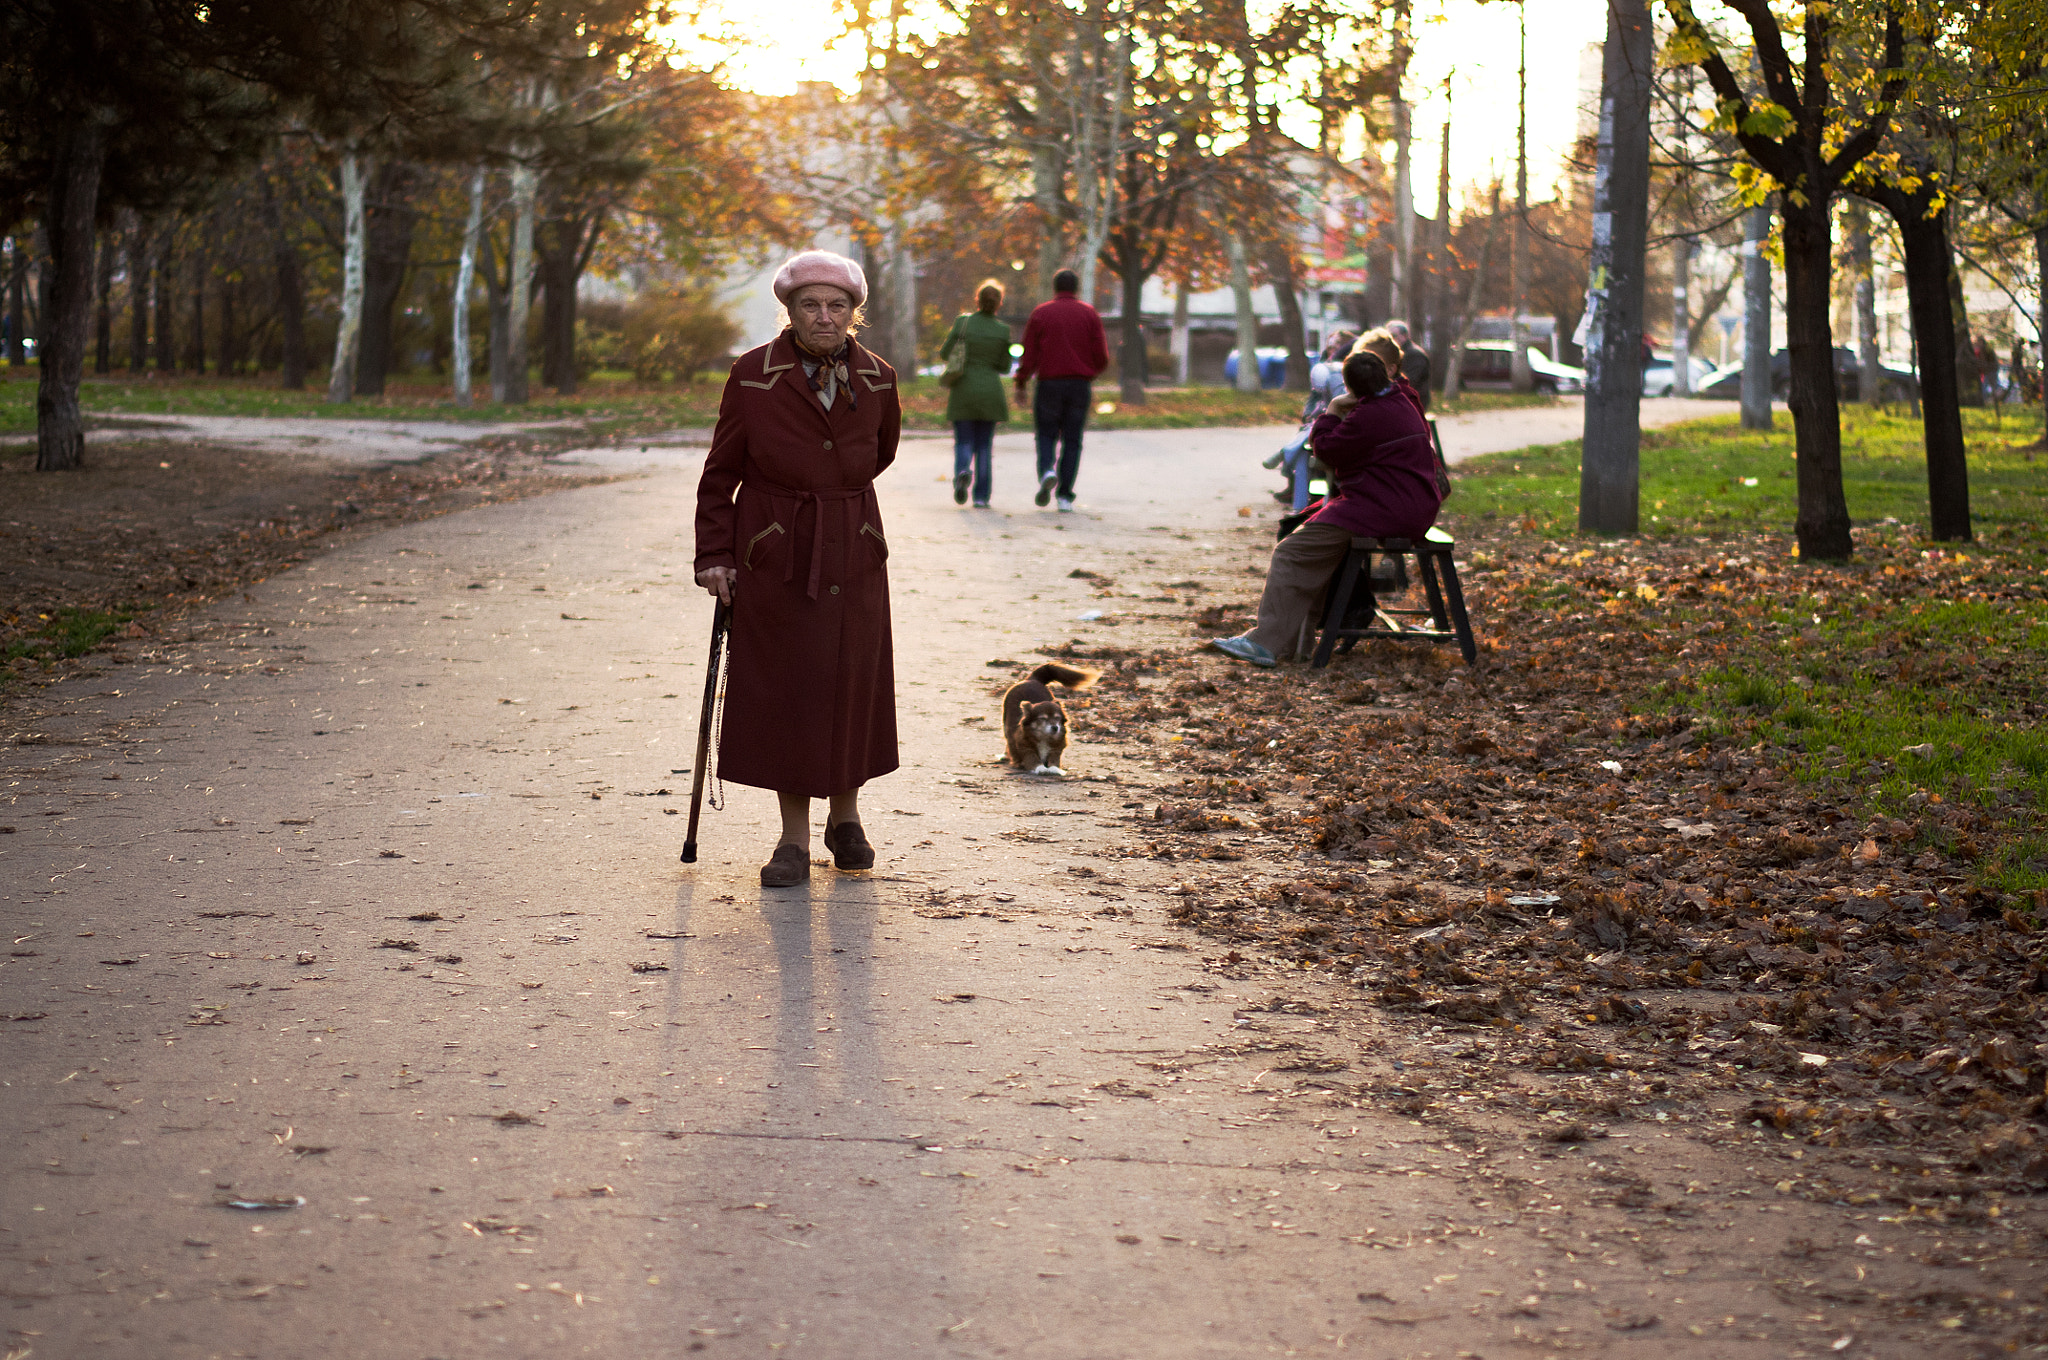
[1210,332,1446,668]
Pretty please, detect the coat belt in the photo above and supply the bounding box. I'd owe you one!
[747,479,870,600]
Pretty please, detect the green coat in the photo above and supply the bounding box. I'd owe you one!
[940,312,1013,423]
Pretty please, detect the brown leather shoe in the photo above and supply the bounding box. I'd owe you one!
[759,843,810,887]
[822,821,875,871]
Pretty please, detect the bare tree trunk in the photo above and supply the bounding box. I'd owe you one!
[1170,278,1189,385]
[127,214,149,372]
[1948,261,1982,408]
[1782,191,1854,559]
[1859,183,1970,539]
[187,243,206,374]
[5,239,24,366]
[1071,0,1128,300]
[453,165,484,407]
[1509,7,1532,393]
[2036,225,2047,449]
[1846,200,1880,407]
[154,230,175,372]
[505,154,538,405]
[1117,263,1148,404]
[1228,232,1261,393]
[538,205,580,394]
[1388,0,1414,327]
[260,177,307,390]
[327,152,367,403]
[356,161,417,397]
[1671,237,1691,395]
[1444,184,1501,401]
[1740,205,1772,429]
[1577,0,1649,538]
[36,120,105,471]
[889,227,918,384]
[1263,240,1310,391]
[94,229,113,374]
[1031,136,1066,304]
[1425,96,1452,384]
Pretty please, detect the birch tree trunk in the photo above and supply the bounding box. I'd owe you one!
[1072,4,1128,301]
[326,152,367,404]
[505,155,538,404]
[453,165,484,407]
[1389,2,1414,327]
[1228,232,1261,392]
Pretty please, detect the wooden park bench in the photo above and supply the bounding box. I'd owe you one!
[1308,526,1477,667]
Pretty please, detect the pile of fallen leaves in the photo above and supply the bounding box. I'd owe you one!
[1,435,614,693]
[1061,521,2048,1200]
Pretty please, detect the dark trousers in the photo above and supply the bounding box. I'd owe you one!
[951,420,995,504]
[1032,376,1092,499]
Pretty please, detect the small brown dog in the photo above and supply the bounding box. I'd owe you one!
[1002,662,1099,776]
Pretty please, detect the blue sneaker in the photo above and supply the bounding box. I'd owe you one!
[1210,635,1277,668]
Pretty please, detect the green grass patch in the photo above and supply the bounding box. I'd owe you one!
[4,606,136,667]
[1646,577,2048,893]
[3,369,1443,437]
[1451,404,2048,541]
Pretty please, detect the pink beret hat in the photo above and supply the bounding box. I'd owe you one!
[772,250,867,308]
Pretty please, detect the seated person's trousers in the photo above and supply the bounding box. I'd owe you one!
[1245,521,1356,660]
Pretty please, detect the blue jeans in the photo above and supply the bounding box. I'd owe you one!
[952,420,995,504]
[1032,377,1092,499]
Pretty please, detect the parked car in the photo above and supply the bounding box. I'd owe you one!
[1223,347,1291,389]
[1695,347,1917,402]
[1642,354,1715,396]
[1456,342,1585,395]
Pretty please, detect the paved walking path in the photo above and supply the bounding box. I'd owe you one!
[0,418,1926,1359]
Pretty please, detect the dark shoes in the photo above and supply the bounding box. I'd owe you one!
[822,821,875,871]
[953,472,970,504]
[760,843,810,887]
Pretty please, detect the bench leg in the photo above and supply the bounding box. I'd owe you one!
[1418,553,1451,632]
[1310,547,1365,668]
[1436,555,1478,664]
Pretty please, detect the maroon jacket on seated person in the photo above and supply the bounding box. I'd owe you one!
[1305,383,1443,540]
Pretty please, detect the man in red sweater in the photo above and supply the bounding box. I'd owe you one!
[1013,269,1111,511]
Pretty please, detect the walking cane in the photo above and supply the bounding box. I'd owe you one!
[680,597,730,864]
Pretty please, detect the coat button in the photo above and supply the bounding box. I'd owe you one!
[829,585,840,595]
[822,439,835,450]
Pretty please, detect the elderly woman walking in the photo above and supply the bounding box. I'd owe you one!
[694,249,902,886]
[937,279,1013,507]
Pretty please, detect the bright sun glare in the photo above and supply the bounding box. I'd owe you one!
[681,0,1611,214]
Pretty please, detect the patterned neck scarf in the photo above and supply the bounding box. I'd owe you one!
[795,335,857,411]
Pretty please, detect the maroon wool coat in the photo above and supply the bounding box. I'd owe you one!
[694,332,902,797]
[1305,385,1443,540]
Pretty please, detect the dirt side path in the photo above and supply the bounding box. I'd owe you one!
[0,424,2035,1359]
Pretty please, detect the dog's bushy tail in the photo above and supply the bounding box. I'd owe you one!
[1029,662,1100,690]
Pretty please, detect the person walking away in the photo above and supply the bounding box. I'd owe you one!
[693,249,903,887]
[1386,320,1432,412]
[1013,268,1110,512]
[938,280,1013,507]
[1210,341,1445,666]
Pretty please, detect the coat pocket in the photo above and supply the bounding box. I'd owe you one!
[859,521,888,563]
[743,521,786,570]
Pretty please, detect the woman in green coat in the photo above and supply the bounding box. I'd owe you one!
[938,280,1013,506]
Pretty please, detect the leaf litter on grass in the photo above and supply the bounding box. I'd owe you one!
[1070,517,2048,1207]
